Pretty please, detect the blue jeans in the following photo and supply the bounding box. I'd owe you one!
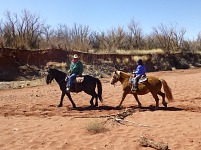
[133,74,142,88]
[67,73,77,88]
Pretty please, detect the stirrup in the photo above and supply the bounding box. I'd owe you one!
[132,87,138,91]
[65,76,68,81]
[66,87,70,92]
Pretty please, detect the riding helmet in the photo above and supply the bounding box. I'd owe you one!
[137,59,143,65]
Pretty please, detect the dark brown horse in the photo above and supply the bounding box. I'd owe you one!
[110,70,173,109]
[46,68,103,108]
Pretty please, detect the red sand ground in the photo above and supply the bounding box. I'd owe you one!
[0,68,201,150]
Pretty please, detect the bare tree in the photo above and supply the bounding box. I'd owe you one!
[152,24,172,52]
[88,31,100,50]
[3,11,18,47]
[2,10,45,49]
[143,35,157,50]
[105,27,119,51]
[152,23,186,53]
[40,24,55,49]
[52,24,72,49]
[196,33,201,51]
[93,26,126,52]
[189,32,201,53]
[0,10,197,53]
[97,30,108,51]
[127,18,144,50]
[0,20,4,46]
[172,26,186,51]
[112,26,126,50]
[70,23,91,51]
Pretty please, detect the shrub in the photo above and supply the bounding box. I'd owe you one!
[85,120,107,134]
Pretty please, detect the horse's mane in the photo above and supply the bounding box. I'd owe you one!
[117,70,131,78]
[51,68,67,75]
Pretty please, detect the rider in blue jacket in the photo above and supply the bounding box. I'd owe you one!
[132,59,146,91]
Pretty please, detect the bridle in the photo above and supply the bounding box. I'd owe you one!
[111,71,120,85]
[46,71,53,84]
[48,71,67,84]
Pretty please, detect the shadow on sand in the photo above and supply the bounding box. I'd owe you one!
[70,105,184,112]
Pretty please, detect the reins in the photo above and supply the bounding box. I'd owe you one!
[113,82,122,87]
[112,72,124,87]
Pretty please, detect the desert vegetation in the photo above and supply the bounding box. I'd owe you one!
[0,9,201,54]
[85,120,107,134]
[1,10,201,82]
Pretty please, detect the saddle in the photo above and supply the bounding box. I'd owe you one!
[65,75,84,83]
[65,75,84,93]
[139,75,148,83]
[129,75,148,84]
[75,76,84,83]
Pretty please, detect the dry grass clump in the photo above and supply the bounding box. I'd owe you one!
[116,49,164,54]
[85,120,107,134]
[46,62,67,71]
[139,136,168,150]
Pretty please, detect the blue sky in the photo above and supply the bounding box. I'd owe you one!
[0,0,201,40]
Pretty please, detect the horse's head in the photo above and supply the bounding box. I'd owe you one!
[46,68,55,84]
[110,71,121,85]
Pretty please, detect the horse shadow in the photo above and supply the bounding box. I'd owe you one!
[68,105,184,112]
[69,105,120,111]
[127,105,184,112]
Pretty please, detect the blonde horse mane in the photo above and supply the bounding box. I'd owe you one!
[117,71,131,78]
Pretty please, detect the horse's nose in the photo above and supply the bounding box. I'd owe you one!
[46,80,50,84]
[110,79,114,85]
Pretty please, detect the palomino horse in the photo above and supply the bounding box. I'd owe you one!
[46,68,103,108]
[110,70,173,109]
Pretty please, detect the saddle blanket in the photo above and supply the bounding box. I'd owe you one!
[65,76,84,83]
[75,77,84,83]
[129,75,148,84]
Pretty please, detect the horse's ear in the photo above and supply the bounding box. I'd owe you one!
[112,60,121,70]
[116,70,121,75]
[42,66,49,75]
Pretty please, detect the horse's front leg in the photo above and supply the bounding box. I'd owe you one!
[117,91,127,108]
[58,92,65,107]
[66,92,76,108]
[133,94,142,108]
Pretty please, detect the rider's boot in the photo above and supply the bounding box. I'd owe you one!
[66,86,70,92]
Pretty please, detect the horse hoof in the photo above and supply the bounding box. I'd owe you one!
[116,106,121,109]
[150,105,156,111]
[163,103,167,108]
[138,104,142,108]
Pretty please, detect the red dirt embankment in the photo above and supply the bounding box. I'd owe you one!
[1,48,201,81]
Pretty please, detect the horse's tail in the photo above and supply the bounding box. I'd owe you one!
[96,78,103,102]
[160,79,174,101]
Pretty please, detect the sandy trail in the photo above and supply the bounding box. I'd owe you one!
[0,68,201,150]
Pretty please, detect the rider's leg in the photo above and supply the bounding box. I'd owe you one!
[67,73,77,91]
[133,75,141,90]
